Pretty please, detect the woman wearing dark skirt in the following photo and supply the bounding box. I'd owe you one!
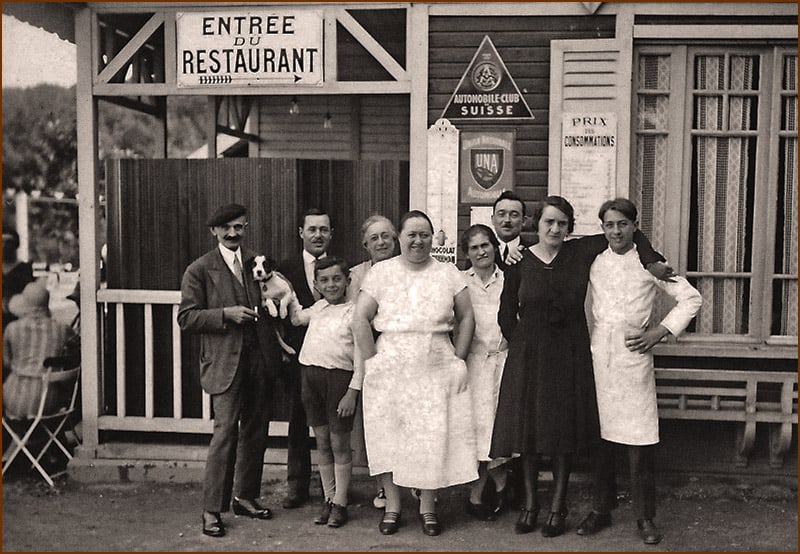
[490,196,667,538]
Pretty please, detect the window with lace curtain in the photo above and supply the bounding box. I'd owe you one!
[632,45,797,352]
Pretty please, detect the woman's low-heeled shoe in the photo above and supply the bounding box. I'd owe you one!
[379,511,401,535]
[541,508,569,537]
[420,512,442,536]
[514,506,540,534]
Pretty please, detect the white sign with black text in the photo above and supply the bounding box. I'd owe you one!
[560,113,617,236]
[176,10,323,87]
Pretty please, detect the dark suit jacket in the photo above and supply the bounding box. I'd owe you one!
[177,247,281,395]
[495,232,537,271]
[277,254,317,352]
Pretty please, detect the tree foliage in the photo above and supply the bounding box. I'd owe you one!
[2,84,78,197]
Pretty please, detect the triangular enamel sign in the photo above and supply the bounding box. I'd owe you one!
[441,36,534,121]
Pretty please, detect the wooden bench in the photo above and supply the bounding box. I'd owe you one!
[655,368,798,468]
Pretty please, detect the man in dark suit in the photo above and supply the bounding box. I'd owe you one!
[488,190,534,512]
[491,190,534,270]
[178,203,282,537]
[277,208,333,508]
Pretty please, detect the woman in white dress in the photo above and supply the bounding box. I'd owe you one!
[460,224,510,521]
[352,210,476,537]
[346,214,398,509]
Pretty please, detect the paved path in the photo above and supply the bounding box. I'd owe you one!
[2,467,796,552]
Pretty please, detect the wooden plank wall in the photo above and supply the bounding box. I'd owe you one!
[428,15,616,237]
[104,157,408,419]
[258,94,410,161]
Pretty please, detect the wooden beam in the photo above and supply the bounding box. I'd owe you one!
[92,81,411,96]
[98,95,161,116]
[215,125,262,143]
[75,6,101,450]
[96,12,164,84]
[334,7,407,82]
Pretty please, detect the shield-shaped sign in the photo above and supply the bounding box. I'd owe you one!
[470,148,504,189]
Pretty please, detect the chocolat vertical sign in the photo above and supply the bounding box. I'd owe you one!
[176,10,323,87]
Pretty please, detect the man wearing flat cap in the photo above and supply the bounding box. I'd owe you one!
[178,203,283,537]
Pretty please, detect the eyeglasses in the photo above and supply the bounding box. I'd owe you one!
[219,223,248,232]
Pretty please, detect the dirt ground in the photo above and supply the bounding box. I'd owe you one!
[2,465,796,552]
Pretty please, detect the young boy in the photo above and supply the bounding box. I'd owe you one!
[288,256,360,528]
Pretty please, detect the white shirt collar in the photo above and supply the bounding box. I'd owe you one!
[302,249,326,265]
[218,244,242,268]
[497,235,521,250]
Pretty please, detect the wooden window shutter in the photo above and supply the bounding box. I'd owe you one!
[548,38,633,197]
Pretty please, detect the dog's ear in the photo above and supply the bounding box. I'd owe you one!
[265,257,277,271]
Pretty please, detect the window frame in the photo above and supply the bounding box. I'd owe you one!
[632,41,797,359]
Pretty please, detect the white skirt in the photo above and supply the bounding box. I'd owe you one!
[362,332,478,489]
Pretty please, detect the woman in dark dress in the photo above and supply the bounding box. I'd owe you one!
[2,228,34,338]
[490,196,666,538]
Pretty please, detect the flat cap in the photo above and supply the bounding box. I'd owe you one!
[206,203,247,227]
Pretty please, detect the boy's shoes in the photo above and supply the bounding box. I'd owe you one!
[314,500,332,525]
[577,511,612,535]
[637,519,663,545]
[328,503,348,528]
[232,497,273,519]
[373,488,387,509]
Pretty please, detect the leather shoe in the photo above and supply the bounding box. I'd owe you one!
[466,500,496,521]
[282,491,309,509]
[637,519,663,545]
[514,506,539,534]
[577,511,612,536]
[232,497,273,520]
[379,511,401,535]
[314,500,332,525]
[541,508,568,538]
[202,511,225,537]
[328,503,348,528]
[493,486,509,515]
[420,512,442,536]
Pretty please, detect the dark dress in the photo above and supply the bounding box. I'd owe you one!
[2,261,34,333]
[490,233,663,457]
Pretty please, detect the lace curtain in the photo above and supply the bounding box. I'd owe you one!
[777,54,798,336]
[691,54,756,335]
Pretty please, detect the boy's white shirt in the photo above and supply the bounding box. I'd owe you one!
[291,296,362,390]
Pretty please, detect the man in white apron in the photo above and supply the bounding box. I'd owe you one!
[577,198,702,546]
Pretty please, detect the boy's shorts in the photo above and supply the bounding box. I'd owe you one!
[300,365,355,433]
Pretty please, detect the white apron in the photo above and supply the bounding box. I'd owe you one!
[589,247,702,446]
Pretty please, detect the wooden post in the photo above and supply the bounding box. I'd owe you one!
[408,4,429,211]
[75,6,101,453]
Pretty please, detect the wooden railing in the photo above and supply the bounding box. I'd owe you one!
[90,291,796,470]
[96,289,212,434]
[655,368,798,468]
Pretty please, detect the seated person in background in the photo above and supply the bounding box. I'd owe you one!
[3,281,76,419]
[2,228,35,339]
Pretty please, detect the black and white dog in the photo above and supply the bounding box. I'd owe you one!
[251,255,296,356]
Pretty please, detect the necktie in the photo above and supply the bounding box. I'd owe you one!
[502,244,509,263]
[232,255,244,286]
[311,258,321,301]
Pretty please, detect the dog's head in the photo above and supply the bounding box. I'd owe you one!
[251,255,276,282]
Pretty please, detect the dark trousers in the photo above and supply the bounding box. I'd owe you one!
[203,348,273,512]
[286,364,312,495]
[591,439,657,520]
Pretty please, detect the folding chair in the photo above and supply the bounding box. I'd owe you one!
[2,363,81,486]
